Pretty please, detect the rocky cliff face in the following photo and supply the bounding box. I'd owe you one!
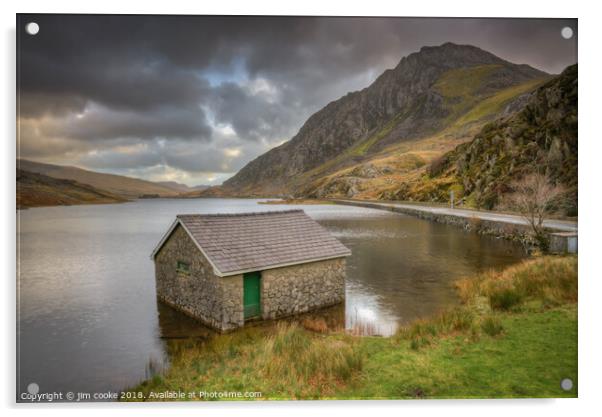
[222,43,547,196]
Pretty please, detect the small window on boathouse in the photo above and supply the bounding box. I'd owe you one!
[176,260,190,274]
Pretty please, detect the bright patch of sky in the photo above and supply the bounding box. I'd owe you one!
[94,164,233,187]
[203,57,248,87]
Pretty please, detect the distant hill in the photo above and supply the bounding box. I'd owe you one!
[218,42,550,197]
[17,169,127,209]
[18,159,182,199]
[156,181,210,193]
[179,185,226,198]
[380,64,577,215]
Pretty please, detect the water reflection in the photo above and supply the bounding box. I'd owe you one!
[156,302,217,340]
[157,300,346,340]
[322,216,525,335]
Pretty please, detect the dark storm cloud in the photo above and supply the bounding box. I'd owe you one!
[17,14,577,184]
[19,51,213,116]
[42,104,213,141]
[210,81,299,142]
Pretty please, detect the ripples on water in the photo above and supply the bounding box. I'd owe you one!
[17,198,525,396]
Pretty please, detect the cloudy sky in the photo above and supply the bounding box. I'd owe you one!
[17,15,577,186]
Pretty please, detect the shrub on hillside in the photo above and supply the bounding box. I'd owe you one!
[480,315,504,336]
[489,287,524,311]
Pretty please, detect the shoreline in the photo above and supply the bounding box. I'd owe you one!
[16,198,130,210]
[258,198,333,205]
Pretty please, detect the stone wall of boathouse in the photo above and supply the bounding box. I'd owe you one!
[260,258,346,320]
[154,224,244,331]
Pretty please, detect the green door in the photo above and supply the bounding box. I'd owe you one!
[243,271,261,319]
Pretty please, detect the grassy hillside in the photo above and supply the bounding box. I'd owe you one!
[18,159,181,199]
[125,256,577,400]
[17,169,127,209]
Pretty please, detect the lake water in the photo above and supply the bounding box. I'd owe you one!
[17,198,525,398]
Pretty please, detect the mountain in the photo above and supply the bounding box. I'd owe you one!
[156,181,210,193]
[220,43,550,197]
[17,169,127,209]
[379,64,577,215]
[178,185,226,198]
[156,181,191,193]
[18,159,182,199]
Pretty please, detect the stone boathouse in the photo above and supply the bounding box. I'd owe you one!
[150,210,351,331]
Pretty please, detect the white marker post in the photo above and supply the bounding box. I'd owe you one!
[450,190,455,209]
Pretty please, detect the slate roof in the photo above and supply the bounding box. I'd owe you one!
[152,210,351,276]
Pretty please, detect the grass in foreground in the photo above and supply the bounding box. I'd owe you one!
[125,256,577,401]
